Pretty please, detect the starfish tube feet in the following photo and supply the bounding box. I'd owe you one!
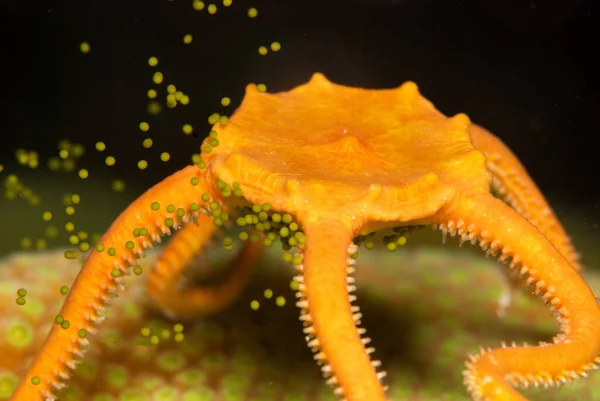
[297,220,387,401]
[440,194,600,401]
[9,165,220,401]
[147,217,263,319]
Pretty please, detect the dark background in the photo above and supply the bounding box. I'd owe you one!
[1,0,598,253]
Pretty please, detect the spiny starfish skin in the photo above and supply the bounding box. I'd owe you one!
[10,73,599,401]
[146,213,263,319]
[468,125,580,270]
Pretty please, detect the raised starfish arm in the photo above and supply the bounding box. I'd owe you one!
[9,165,222,401]
[469,124,580,269]
[439,193,600,401]
[147,217,262,319]
[296,220,388,401]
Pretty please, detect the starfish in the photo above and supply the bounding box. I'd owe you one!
[10,73,600,401]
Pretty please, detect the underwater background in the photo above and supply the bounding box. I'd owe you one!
[1,0,598,258]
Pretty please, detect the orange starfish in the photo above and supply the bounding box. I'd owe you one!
[10,73,599,401]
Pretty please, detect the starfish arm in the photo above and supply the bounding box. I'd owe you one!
[147,218,262,318]
[469,124,580,269]
[297,220,387,401]
[10,165,216,401]
[438,194,600,401]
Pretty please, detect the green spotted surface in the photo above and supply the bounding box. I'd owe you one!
[1,245,599,400]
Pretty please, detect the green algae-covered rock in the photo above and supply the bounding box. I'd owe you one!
[1,245,599,401]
